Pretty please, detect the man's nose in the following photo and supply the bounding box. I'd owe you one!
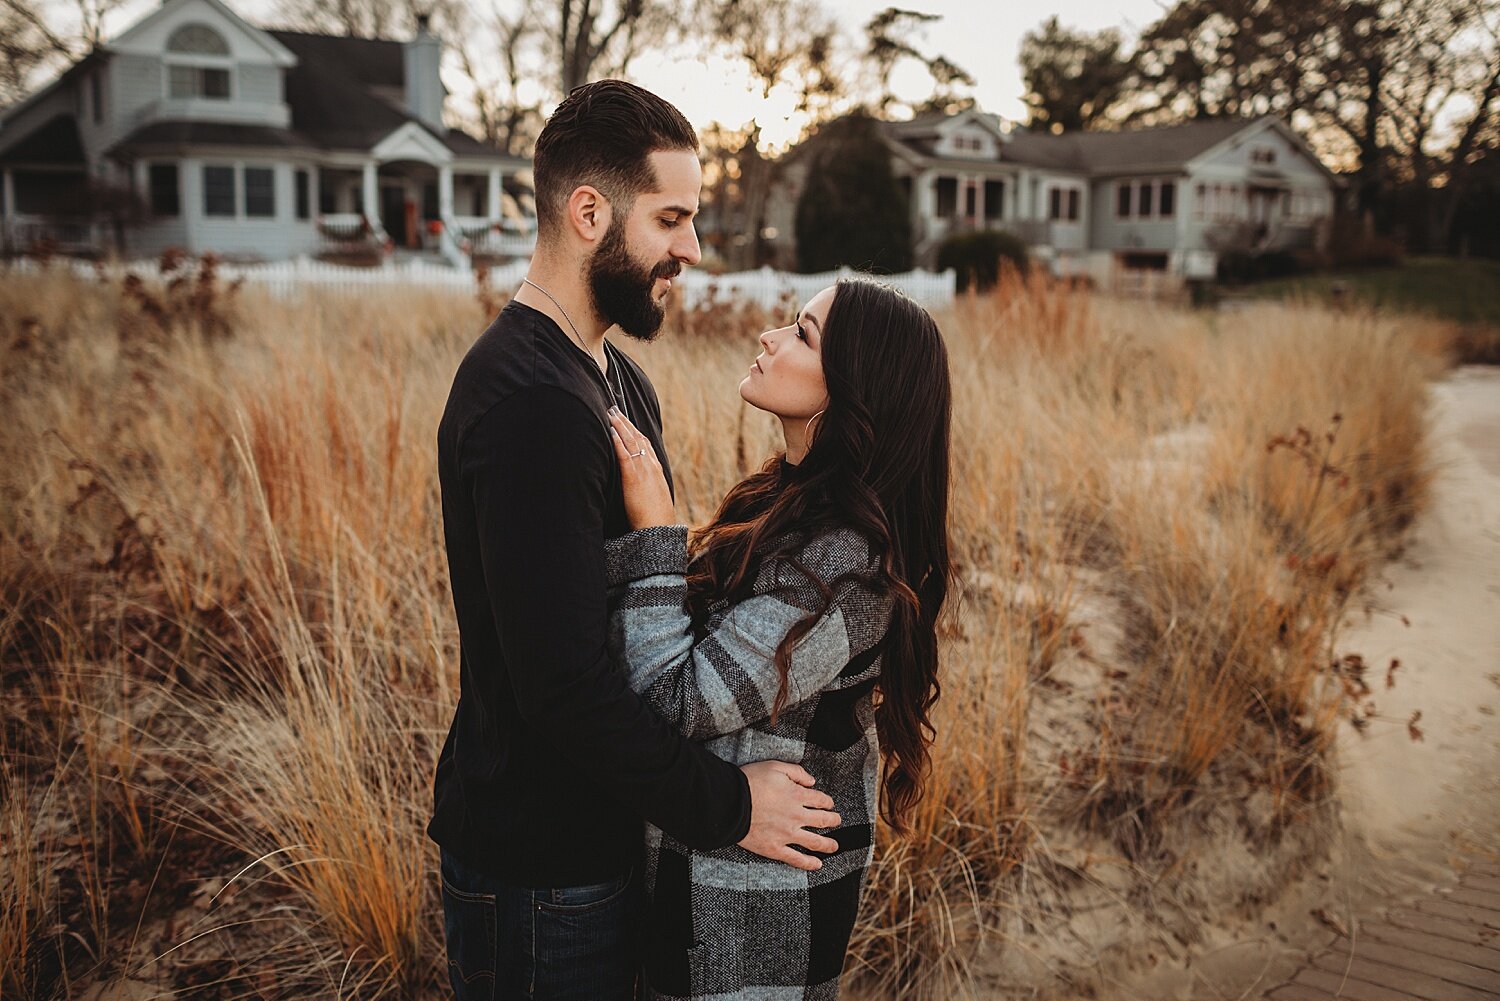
[674,222,702,267]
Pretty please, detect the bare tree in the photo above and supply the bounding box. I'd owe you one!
[556,0,665,93]
[0,0,71,106]
[447,0,544,154]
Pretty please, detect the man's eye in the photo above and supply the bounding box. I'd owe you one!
[660,218,679,228]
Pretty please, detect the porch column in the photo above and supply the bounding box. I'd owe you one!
[3,168,15,247]
[916,169,935,219]
[439,165,454,219]
[486,166,502,224]
[362,159,378,224]
[311,165,321,219]
[973,175,985,226]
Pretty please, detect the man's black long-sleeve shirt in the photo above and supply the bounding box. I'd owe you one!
[428,299,753,887]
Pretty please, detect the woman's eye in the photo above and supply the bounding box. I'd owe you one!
[795,323,807,341]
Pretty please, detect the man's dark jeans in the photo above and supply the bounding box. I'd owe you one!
[438,849,640,1000]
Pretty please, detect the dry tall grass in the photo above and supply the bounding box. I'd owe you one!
[0,258,1451,999]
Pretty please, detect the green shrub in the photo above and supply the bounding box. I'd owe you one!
[794,115,914,273]
[1216,248,1306,284]
[1325,213,1404,269]
[936,229,1029,291]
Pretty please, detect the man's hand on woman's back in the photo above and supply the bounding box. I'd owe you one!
[738,760,841,871]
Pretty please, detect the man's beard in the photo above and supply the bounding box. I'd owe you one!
[587,216,681,341]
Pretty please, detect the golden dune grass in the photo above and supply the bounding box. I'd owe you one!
[0,259,1451,999]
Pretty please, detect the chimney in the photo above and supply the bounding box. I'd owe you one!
[403,13,445,133]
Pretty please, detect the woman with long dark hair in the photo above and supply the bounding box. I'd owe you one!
[602,277,953,1000]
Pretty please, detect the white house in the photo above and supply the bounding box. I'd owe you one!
[766,108,1342,281]
[0,0,534,267]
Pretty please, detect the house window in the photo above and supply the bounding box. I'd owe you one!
[963,182,977,219]
[935,176,957,218]
[984,180,1003,220]
[1049,187,1080,221]
[1159,180,1176,217]
[90,71,103,124]
[1117,181,1131,218]
[168,23,230,54]
[148,162,179,217]
[1138,181,1154,218]
[295,169,310,220]
[245,167,275,217]
[1251,147,1277,165]
[167,23,231,101]
[203,165,236,217]
[169,65,230,99]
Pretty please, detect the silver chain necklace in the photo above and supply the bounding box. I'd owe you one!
[520,277,627,420]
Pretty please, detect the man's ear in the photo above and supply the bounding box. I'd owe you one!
[566,185,612,245]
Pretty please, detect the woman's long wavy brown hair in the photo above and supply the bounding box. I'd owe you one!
[686,278,953,834]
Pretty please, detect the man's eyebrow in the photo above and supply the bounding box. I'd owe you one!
[661,204,697,217]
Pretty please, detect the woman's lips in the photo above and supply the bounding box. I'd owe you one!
[751,359,763,374]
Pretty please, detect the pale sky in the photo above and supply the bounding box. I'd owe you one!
[84,0,1171,147]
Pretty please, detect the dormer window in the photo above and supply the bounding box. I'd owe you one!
[950,133,985,155]
[166,23,231,100]
[1251,147,1277,165]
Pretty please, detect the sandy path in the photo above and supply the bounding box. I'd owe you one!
[1333,364,1500,884]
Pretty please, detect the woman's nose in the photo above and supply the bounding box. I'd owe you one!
[759,328,774,350]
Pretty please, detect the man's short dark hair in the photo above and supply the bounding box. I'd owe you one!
[532,80,699,234]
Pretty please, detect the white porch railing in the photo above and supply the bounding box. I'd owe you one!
[449,216,537,260]
[4,214,102,254]
[3,255,957,309]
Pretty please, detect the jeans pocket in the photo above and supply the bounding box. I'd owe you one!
[536,870,631,914]
[439,873,498,1001]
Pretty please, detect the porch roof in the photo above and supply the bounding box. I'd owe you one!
[0,113,86,166]
[109,119,314,156]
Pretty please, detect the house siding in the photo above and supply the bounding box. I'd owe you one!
[172,156,319,260]
[1089,176,1184,253]
[237,63,281,106]
[111,52,166,133]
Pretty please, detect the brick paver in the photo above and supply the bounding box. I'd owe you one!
[1263,860,1500,1000]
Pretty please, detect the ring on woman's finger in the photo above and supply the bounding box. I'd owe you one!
[631,448,648,458]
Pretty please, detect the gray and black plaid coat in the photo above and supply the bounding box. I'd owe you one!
[605,520,895,1001]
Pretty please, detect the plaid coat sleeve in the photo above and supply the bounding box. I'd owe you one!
[604,524,892,741]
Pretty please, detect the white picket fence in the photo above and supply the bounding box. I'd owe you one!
[3,255,957,309]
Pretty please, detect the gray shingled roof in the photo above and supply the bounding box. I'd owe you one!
[264,29,506,159]
[879,114,1274,175]
[1004,117,1265,174]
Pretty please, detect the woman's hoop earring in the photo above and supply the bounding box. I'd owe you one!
[806,408,826,439]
